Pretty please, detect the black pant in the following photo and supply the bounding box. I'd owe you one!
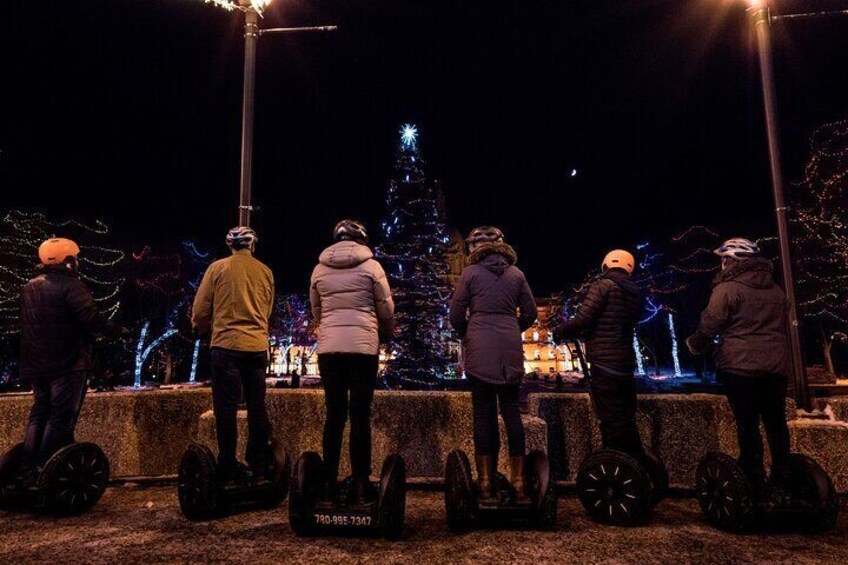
[589,368,644,457]
[24,371,88,466]
[210,347,271,473]
[720,371,790,488]
[318,353,378,481]
[469,376,525,458]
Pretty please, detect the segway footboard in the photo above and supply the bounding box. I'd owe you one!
[290,453,407,540]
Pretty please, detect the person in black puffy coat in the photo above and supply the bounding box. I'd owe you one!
[450,227,537,505]
[19,238,123,478]
[554,249,645,458]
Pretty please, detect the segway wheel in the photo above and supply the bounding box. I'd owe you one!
[379,454,406,541]
[787,453,839,533]
[642,448,669,508]
[0,443,25,510]
[444,449,474,532]
[577,450,650,526]
[177,444,219,521]
[39,443,110,516]
[289,452,323,537]
[695,452,753,532]
[261,439,291,509]
[527,450,558,531]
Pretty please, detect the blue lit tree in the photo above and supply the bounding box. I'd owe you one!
[375,124,452,388]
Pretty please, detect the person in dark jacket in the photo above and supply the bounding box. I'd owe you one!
[20,238,123,477]
[686,238,792,498]
[553,249,645,458]
[449,227,537,505]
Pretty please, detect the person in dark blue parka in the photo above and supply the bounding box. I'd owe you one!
[449,227,537,505]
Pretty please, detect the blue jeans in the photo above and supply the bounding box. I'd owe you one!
[24,371,88,466]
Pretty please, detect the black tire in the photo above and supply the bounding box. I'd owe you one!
[289,452,323,537]
[695,452,754,532]
[261,439,291,509]
[177,444,219,521]
[39,443,110,516]
[577,450,650,526]
[642,448,669,508]
[527,450,558,531]
[0,443,25,510]
[787,453,839,533]
[444,449,474,532]
[379,454,406,541]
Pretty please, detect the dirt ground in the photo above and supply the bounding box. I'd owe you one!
[0,485,846,565]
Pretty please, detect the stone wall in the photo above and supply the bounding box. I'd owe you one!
[196,390,547,480]
[0,389,846,491]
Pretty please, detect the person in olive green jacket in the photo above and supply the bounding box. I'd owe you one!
[192,227,274,480]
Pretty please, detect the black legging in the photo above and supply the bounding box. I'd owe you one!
[469,376,525,457]
[589,368,645,457]
[318,353,378,481]
[720,371,790,487]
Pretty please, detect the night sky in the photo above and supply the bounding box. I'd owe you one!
[2,0,847,294]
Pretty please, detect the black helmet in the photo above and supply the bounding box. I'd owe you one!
[333,219,368,244]
[226,226,258,250]
[466,226,504,247]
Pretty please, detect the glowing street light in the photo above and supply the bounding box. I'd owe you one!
[199,0,336,226]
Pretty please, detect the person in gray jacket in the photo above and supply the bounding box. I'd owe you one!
[449,227,537,505]
[686,238,792,502]
[310,220,395,503]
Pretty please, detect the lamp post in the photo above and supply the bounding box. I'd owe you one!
[201,1,336,227]
[746,0,809,408]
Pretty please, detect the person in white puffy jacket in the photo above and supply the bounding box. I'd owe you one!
[310,219,394,503]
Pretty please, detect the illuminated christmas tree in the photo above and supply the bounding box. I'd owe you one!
[375,124,452,388]
[791,119,848,375]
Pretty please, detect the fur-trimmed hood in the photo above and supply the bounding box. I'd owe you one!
[467,242,517,267]
[714,257,775,289]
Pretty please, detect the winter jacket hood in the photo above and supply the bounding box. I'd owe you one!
[467,242,518,267]
[311,242,394,356]
[713,258,775,289]
[319,241,374,269]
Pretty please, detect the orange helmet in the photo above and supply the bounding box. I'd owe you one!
[602,249,635,274]
[38,238,81,265]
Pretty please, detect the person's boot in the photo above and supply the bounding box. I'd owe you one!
[350,476,375,506]
[509,456,531,506]
[475,455,497,506]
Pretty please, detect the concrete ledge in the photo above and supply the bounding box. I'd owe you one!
[0,389,213,478]
[197,390,547,480]
[789,418,848,493]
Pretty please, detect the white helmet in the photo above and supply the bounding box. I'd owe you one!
[714,238,760,260]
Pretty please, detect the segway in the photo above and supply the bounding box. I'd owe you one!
[570,341,668,526]
[288,452,407,540]
[444,449,557,531]
[177,438,290,520]
[0,442,110,516]
[696,451,839,533]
